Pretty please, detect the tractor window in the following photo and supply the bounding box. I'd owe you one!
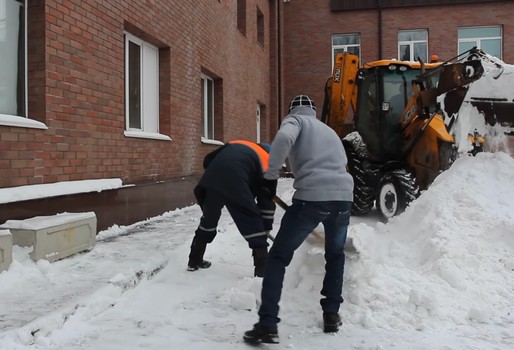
[355,65,441,160]
[380,66,440,158]
[380,67,421,158]
[355,69,381,158]
[382,67,418,123]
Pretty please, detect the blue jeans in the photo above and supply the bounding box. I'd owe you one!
[258,199,352,328]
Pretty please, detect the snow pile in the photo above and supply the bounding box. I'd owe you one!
[0,179,123,204]
[466,53,514,103]
[0,153,513,349]
[346,152,514,331]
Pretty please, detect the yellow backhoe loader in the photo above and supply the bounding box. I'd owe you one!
[321,48,512,221]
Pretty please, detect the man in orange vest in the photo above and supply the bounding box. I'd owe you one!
[187,140,277,277]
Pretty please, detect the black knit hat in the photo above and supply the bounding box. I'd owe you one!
[289,95,316,112]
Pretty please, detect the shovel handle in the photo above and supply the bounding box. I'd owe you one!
[272,195,289,211]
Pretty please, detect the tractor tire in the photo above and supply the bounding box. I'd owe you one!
[376,169,419,222]
[440,141,458,171]
[345,142,375,216]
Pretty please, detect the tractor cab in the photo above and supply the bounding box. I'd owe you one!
[354,60,441,162]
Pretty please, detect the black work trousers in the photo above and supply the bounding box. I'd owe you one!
[194,186,268,249]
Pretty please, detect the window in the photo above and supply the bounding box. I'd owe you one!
[237,0,246,36]
[332,34,360,69]
[201,74,215,140]
[124,33,161,136]
[398,29,428,62]
[200,73,223,143]
[256,103,267,143]
[458,26,502,59]
[0,0,26,118]
[256,6,264,47]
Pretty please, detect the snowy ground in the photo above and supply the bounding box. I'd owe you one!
[1,152,514,349]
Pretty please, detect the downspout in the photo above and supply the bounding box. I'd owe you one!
[377,0,382,59]
[277,0,282,126]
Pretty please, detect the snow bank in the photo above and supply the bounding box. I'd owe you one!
[346,152,514,331]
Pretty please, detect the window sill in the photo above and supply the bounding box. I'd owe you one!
[124,130,172,141]
[0,114,48,130]
[201,138,224,146]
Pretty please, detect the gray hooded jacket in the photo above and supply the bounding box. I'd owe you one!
[264,106,354,202]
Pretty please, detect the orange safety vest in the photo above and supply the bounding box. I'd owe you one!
[229,140,269,172]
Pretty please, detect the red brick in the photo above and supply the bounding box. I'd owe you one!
[4,0,511,189]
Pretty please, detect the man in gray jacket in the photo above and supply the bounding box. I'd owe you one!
[244,95,354,344]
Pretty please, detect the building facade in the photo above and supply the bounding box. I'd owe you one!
[1,0,512,230]
[0,0,283,229]
[282,0,514,121]
[1,0,279,188]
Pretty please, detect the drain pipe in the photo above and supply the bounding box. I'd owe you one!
[277,0,282,125]
[377,0,383,59]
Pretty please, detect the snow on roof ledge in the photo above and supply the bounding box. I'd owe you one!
[0,229,11,237]
[0,179,123,205]
[0,212,96,231]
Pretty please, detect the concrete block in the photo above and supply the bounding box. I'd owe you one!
[0,212,97,262]
[0,229,13,272]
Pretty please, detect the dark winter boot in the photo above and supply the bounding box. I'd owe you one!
[323,312,342,333]
[243,323,279,344]
[252,247,268,277]
[187,236,212,271]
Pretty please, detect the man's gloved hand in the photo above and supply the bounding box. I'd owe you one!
[260,178,278,200]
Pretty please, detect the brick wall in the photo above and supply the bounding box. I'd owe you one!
[380,3,514,62]
[3,0,511,190]
[282,0,514,117]
[0,0,274,188]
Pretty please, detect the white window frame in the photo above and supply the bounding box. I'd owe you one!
[256,103,261,143]
[331,34,361,70]
[124,32,169,141]
[458,26,502,59]
[201,74,216,142]
[0,0,46,129]
[398,29,428,62]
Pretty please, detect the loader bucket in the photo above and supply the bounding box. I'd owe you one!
[437,60,484,95]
